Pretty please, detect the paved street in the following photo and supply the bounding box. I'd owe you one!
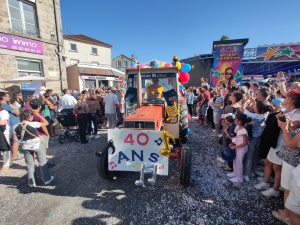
[0,119,285,225]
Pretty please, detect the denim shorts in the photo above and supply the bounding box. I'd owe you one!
[201,104,209,116]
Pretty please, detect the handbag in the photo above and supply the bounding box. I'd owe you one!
[20,123,45,144]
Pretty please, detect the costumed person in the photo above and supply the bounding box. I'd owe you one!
[172,56,181,70]
[146,77,164,99]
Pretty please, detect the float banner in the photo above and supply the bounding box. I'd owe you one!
[0,32,44,55]
[256,45,300,61]
[211,45,244,87]
[108,129,169,175]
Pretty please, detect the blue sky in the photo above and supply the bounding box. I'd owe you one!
[60,0,300,63]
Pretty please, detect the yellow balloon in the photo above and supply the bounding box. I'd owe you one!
[159,62,165,68]
[175,61,181,70]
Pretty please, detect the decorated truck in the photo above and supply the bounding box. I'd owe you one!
[95,66,191,187]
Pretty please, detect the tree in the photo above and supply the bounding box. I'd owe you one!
[220,35,229,41]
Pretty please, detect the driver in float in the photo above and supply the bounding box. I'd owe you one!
[146,77,164,99]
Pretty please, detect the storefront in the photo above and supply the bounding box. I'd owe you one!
[81,75,119,89]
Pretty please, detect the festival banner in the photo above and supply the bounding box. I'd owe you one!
[210,45,244,87]
[256,45,300,61]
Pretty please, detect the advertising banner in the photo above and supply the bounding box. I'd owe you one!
[0,32,44,55]
[108,129,169,175]
[256,45,300,61]
[20,82,43,99]
[211,45,244,87]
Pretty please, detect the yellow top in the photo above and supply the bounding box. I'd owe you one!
[146,85,164,98]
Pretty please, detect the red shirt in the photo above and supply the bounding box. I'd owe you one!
[33,113,46,136]
[202,91,210,104]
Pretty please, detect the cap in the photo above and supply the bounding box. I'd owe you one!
[0,88,8,93]
[173,56,178,60]
[221,113,236,123]
[291,82,300,87]
[239,86,247,94]
[39,86,46,91]
[271,98,284,107]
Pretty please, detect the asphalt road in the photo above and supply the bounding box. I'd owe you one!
[0,119,285,225]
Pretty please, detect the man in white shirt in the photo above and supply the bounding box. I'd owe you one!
[103,87,119,129]
[59,89,77,110]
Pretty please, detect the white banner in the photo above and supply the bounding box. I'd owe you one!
[108,129,169,175]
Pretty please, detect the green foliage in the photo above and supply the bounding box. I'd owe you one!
[220,35,229,41]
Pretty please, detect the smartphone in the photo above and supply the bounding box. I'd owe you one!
[279,111,286,122]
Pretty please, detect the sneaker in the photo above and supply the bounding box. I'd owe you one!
[261,188,279,197]
[12,157,23,161]
[218,134,223,138]
[204,123,208,126]
[257,176,264,181]
[221,165,232,171]
[94,135,100,139]
[212,130,216,132]
[28,183,36,187]
[217,156,226,164]
[243,175,250,182]
[254,181,270,190]
[251,172,256,178]
[44,176,54,185]
[256,171,264,177]
[230,177,243,183]
[227,172,235,178]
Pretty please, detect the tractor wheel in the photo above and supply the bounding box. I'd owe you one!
[97,146,116,180]
[179,104,188,144]
[180,147,191,186]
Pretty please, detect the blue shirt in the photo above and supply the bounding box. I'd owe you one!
[244,110,266,137]
[71,93,77,99]
[188,93,194,104]
[226,123,237,146]
[1,103,20,126]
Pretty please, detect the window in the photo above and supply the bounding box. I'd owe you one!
[70,59,79,65]
[124,61,128,68]
[16,58,42,76]
[116,61,121,67]
[92,47,97,55]
[70,43,77,51]
[8,0,39,36]
[91,62,99,66]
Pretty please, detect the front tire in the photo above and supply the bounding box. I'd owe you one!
[180,146,191,186]
[179,104,188,144]
[58,135,65,144]
[97,147,116,179]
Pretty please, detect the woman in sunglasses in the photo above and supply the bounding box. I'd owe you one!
[217,67,237,88]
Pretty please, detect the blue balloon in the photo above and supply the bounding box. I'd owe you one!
[153,64,159,68]
[130,62,136,67]
[221,147,236,161]
[181,64,191,73]
[179,84,184,89]
[187,128,191,134]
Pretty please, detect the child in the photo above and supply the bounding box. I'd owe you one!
[227,114,249,183]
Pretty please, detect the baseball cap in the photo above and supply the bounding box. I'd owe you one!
[271,98,284,107]
[291,82,300,87]
[39,86,46,91]
[239,86,247,94]
[0,88,8,93]
[221,113,236,123]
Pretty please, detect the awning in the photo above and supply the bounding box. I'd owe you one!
[77,64,125,78]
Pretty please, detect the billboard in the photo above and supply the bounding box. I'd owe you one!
[256,45,300,61]
[211,45,244,87]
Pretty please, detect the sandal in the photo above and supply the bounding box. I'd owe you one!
[272,210,291,225]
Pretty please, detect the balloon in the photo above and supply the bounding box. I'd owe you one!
[150,60,159,68]
[159,62,165,68]
[179,84,184,90]
[130,62,136,67]
[130,66,137,68]
[187,128,191,134]
[188,114,191,121]
[140,64,147,68]
[164,63,173,67]
[181,62,185,66]
[179,71,190,83]
[188,124,191,128]
[153,64,159,68]
[181,64,191,73]
[221,147,236,161]
[175,61,181,70]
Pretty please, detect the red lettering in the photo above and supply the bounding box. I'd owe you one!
[124,134,134,145]
[137,133,149,146]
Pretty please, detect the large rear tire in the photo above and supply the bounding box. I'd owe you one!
[97,147,116,180]
[179,104,188,144]
[180,147,191,186]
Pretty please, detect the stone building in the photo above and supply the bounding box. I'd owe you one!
[111,54,135,72]
[0,0,66,96]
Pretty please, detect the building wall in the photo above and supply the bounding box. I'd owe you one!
[66,64,79,91]
[0,0,67,94]
[111,55,131,72]
[63,39,112,66]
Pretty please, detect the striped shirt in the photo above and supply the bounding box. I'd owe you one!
[212,95,224,114]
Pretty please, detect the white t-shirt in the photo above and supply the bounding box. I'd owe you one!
[119,97,125,113]
[13,121,41,150]
[104,93,118,114]
[59,94,77,109]
[0,110,10,144]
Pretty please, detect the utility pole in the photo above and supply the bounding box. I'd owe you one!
[67,26,71,34]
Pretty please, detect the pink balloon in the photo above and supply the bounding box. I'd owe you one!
[164,63,173,67]
[181,62,185,66]
[188,124,191,128]
[188,114,191,121]
[179,71,190,83]
[140,64,147,68]
[130,66,137,68]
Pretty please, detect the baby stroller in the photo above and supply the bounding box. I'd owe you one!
[55,109,80,144]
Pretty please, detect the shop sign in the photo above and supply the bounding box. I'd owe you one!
[0,32,44,55]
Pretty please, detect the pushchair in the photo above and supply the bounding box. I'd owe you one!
[55,109,80,144]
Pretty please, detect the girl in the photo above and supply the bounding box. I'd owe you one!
[74,94,90,144]
[12,92,24,108]
[13,109,54,187]
[227,114,250,183]
[211,89,224,134]
[241,97,273,181]
[0,103,11,171]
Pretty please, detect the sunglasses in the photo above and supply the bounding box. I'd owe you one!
[225,73,233,75]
